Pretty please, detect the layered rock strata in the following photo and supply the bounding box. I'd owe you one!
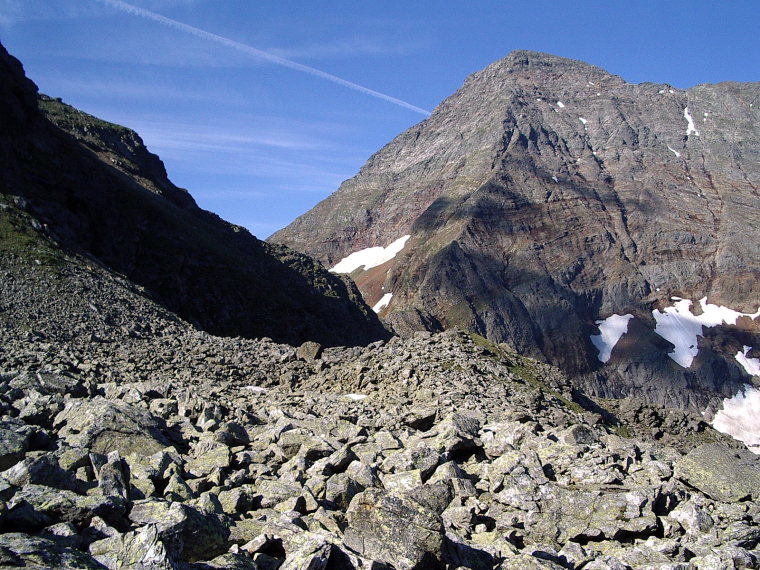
[272,51,760,411]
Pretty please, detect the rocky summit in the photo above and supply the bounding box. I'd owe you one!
[271,51,760,414]
[2,43,760,569]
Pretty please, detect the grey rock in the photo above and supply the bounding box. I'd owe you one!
[0,428,28,471]
[297,341,323,362]
[195,551,260,569]
[54,397,169,455]
[94,451,131,500]
[9,371,89,398]
[90,524,178,570]
[381,445,442,481]
[675,443,760,502]
[10,483,127,528]
[128,498,229,562]
[425,413,482,456]
[0,532,106,569]
[344,488,445,569]
[1,453,77,490]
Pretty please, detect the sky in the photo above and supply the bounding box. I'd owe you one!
[1,1,759,238]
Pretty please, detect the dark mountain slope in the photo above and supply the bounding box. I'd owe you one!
[0,41,389,347]
[272,51,760,410]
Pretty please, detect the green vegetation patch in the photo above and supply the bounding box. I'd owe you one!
[466,330,586,414]
[0,199,62,268]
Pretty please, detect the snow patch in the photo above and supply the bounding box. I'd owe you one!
[244,386,268,393]
[684,107,700,136]
[551,176,558,183]
[652,298,760,368]
[331,235,411,274]
[579,117,587,125]
[556,101,565,108]
[590,314,634,363]
[344,393,368,401]
[667,146,681,158]
[736,346,760,377]
[712,386,760,454]
[372,293,393,313]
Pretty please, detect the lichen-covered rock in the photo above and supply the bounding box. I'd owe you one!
[10,484,127,528]
[128,499,229,562]
[1,453,77,490]
[675,443,760,502]
[89,524,177,570]
[54,397,169,456]
[344,488,446,569]
[0,429,28,471]
[0,532,105,569]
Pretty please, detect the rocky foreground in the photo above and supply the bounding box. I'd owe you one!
[2,260,760,570]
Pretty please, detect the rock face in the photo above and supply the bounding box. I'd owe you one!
[0,41,388,348]
[271,50,760,411]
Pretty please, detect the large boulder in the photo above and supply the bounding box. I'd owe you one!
[344,488,446,569]
[89,524,177,570]
[0,428,28,471]
[53,397,170,455]
[0,532,105,569]
[674,443,760,502]
[127,498,229,562]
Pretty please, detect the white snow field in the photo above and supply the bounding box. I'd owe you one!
[652,297,760,368]
[713,386,760,455]
[590,314,634,363]
[330,235,411,274]
[372,293,393,313]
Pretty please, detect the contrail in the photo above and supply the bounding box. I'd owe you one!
[93,0,431,116]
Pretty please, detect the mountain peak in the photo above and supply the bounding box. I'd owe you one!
[272,51,760,414]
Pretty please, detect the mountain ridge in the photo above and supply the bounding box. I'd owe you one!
[271,49,760,411]
[0,41,389,348]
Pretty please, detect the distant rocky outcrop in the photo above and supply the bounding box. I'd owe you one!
[272,50,760,411]
[0,41,389,348]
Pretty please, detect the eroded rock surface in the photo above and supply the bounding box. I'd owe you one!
[271,50,760,412]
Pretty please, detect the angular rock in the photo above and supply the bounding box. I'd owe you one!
[296,341,323,362]
[90,524,178,569]
[10,484,127,528]
[425,413,481,456]
[54,397,169,455]
[94,451,131,500]
[0,532,105,569]
[674,443,760,502]
[128,498,229,562]
[0,428,28,471]
[1,453,77,490]
[344,488,445,569]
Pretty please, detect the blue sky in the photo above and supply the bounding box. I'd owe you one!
[2,0,759,238]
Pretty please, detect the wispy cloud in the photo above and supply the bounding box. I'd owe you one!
[92,0,431,116]
[132,121,329,155]
[268,37,418,61]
